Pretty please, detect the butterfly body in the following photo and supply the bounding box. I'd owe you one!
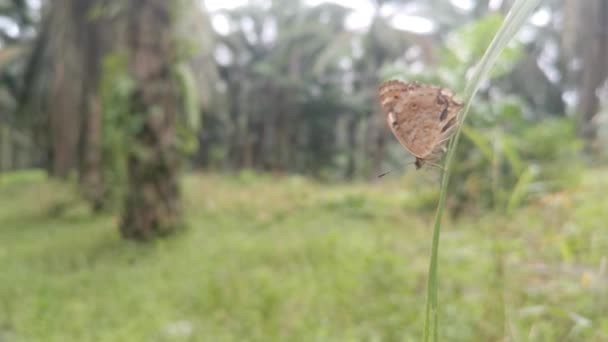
[378,80,462,169]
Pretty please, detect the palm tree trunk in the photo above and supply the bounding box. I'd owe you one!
[0,125,11,171]
[578,0,608,151]
[46,0,84,177]
[120,0,182,240]
[77,0,111,210]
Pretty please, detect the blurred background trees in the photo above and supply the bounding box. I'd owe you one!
[1,0,607,236]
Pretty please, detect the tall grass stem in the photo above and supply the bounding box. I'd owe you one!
[422,1,543,340]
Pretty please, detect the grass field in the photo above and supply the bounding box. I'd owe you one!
[1,170,607,341]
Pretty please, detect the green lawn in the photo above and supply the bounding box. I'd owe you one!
[1,170,607,341]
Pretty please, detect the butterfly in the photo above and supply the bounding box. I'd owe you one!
[378,80,463,169]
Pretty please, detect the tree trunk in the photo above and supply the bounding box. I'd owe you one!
[344,117,357,179]
[76,0,111,210]
[120,0,182,240]
[577,0,608,151]
[0,125,11,171]
[20,0,97,178]
[46,0,84,178]
[80,90,105,209]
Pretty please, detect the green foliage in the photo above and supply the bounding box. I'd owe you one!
[175,63,201,131]
[452,104,583,214]
[381,14,523,91]
[1,172,607,341]
[99,52,136,206]
[174,63,201,157]
[441,14,523,82]
[518,118,583,186]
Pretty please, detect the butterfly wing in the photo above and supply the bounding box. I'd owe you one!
[378,80,428,157]
[378,80,462,161]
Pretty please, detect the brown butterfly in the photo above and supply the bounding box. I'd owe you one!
[378,80,463,169]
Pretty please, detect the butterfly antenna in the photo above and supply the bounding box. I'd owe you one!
[377,159,421,178]
[377,171,392,178]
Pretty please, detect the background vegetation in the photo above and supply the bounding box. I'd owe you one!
[0,0,607,340]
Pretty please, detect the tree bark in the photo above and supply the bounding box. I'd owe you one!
[577,0,608,151]
[20,0,102,178]
[48,70,81,177]
[120,0,182,239]
[76,0,112,210]
[0,125,11,171]
[46,0,84,178]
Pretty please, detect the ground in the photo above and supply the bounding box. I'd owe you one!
[0,170,607,341]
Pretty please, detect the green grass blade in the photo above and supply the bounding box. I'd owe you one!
[507,166,536,215]
[422,1,543,341]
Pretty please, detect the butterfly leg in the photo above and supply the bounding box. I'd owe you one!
[425,161,446,171]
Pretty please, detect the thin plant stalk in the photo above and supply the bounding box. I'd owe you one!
[422,1,543,341]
